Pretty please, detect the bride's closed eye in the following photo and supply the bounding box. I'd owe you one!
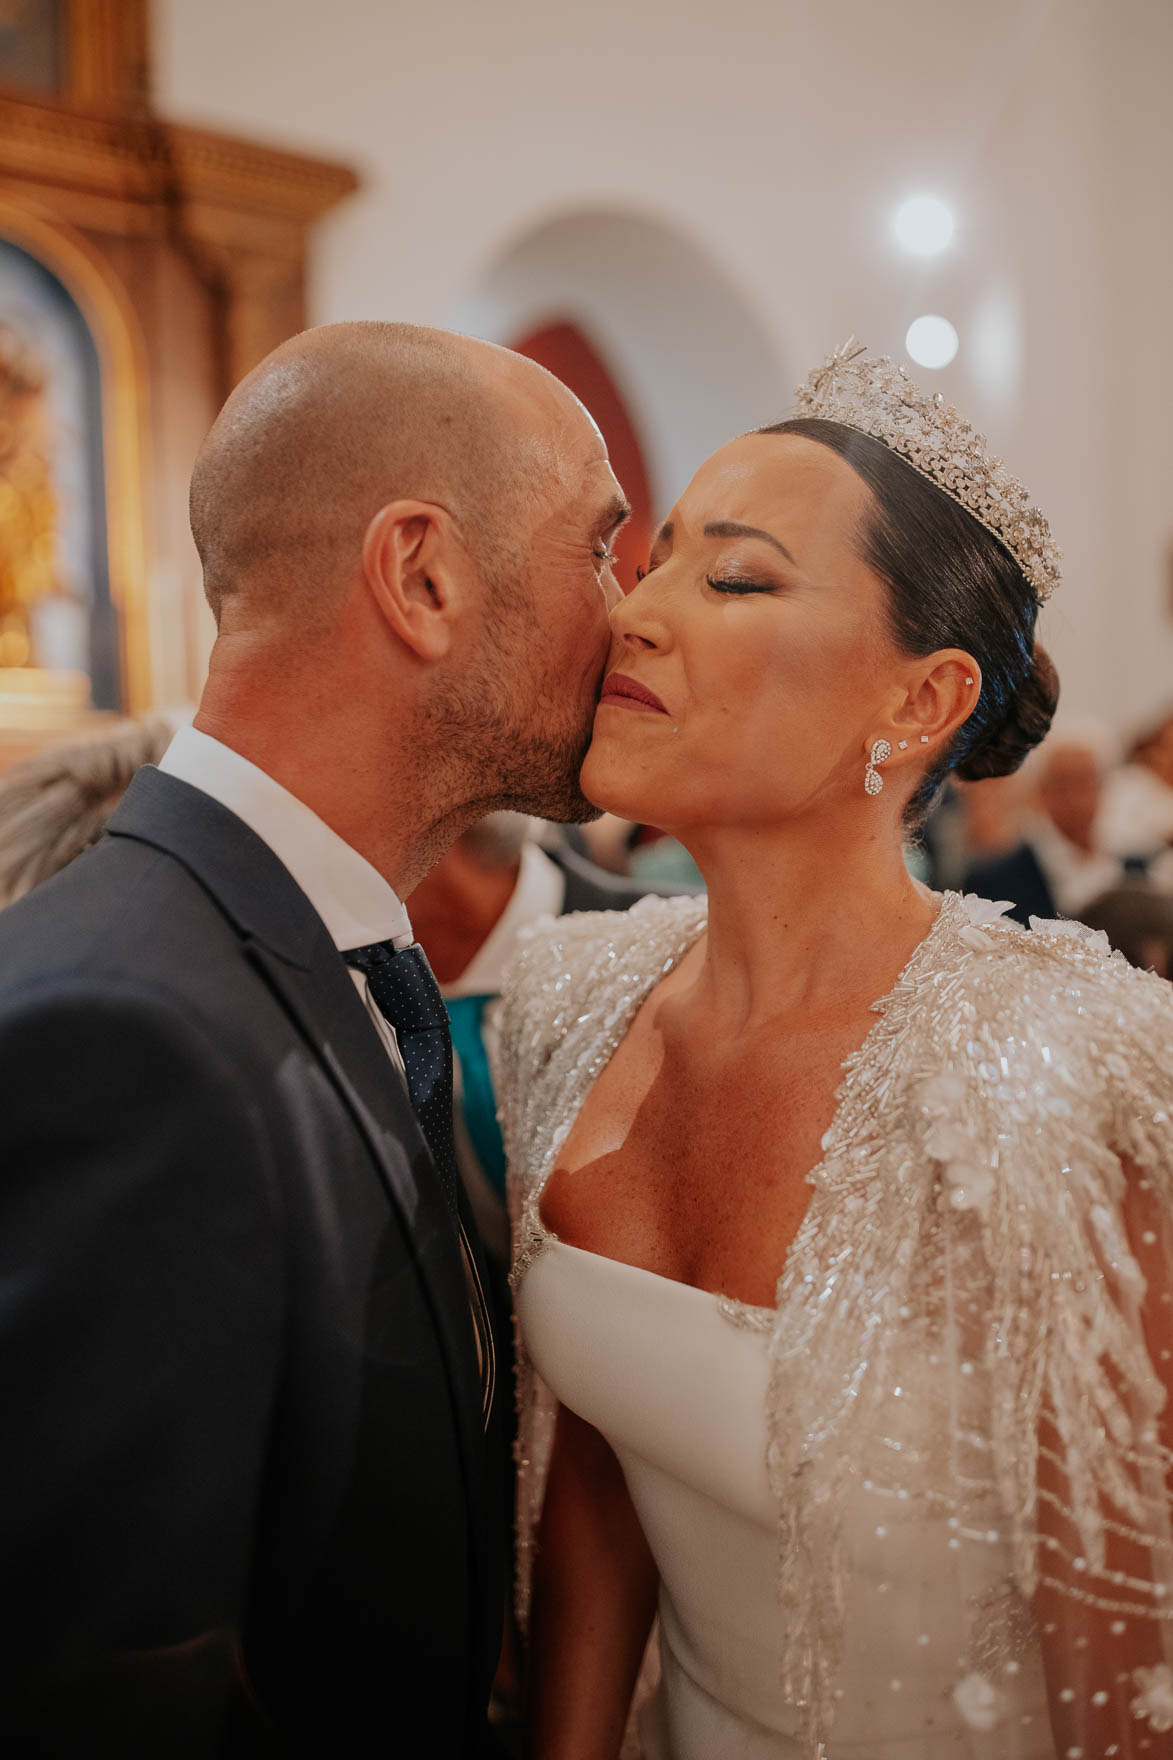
[634,562,778,596]
[705,575,779,595]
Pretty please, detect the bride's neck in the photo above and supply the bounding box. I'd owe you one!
[680,817,936,1030]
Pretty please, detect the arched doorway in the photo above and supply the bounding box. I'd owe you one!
[454,206,787,520]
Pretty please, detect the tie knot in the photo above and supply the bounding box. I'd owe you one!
[344,940,449,1035]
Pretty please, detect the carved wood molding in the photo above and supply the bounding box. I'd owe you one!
[0,88,358,386]
[0,34,359,736]
[0,90,359,222]
[167,121,360,222]
[0,90,160,203]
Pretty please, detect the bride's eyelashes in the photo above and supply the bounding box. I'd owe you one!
[705,575,778,595]
[631,561,778,593]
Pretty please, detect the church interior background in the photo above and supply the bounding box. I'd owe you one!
[0,0,1170,770]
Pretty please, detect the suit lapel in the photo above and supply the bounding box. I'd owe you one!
[245,939,495,1549]
[105,769,498,1637]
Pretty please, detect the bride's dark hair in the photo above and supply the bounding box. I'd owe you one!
[759,417,1059,821]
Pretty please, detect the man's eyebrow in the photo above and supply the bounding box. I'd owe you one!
[703,520,795,563]
[598,494,632,533]
[652,520,673,547]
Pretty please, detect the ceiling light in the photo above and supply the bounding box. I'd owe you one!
[905,315,959,370]
[893,195,955,258]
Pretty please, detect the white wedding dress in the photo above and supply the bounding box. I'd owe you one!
[496,893,1173,1759]
[518,1237,1055,1757]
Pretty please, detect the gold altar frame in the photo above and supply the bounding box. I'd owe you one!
[64,0,152,113]
[0,192,151,712]
[0,1,357,758]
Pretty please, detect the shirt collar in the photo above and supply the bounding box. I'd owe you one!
[158,726,413,952]
[443,841,565,998]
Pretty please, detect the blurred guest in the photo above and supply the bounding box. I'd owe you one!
[0,717,172,907]
[629,830,704,889]
[959,771,1027,862]
[963,728,1123,925]
[1082,884,1173,978]
[1099,708,1173,864]
[575,809,640,873]
[576,813,707,889]
[917,771,1028,889]
[406,812,670,1256]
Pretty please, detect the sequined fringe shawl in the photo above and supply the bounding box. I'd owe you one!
[495,891,1173,1757]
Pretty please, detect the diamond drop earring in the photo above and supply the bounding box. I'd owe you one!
[864,738,892,797]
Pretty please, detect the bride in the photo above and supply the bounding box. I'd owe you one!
[494,344,1173,1760]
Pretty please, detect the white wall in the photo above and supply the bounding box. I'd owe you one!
[156,0,1173,730]
[450,209,786,510]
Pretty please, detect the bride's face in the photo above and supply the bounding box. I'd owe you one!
[581,433,908,836]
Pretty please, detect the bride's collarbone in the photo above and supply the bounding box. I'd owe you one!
[541,1038,848,1306]
[558,998,869,1180]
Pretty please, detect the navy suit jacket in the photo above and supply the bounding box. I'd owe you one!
[963,841,1059,929]
[0,767,503,1757]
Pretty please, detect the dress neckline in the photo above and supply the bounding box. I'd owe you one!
[519,889,965,1314]
[538,1236,777,1328]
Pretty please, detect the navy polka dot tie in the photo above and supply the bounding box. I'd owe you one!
[343,940,461,1220]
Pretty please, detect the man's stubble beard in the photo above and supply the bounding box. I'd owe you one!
[424,591,603,826]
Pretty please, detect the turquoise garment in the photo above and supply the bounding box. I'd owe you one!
[445,992,508,1201]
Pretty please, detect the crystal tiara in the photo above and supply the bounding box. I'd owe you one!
[791,339,1060,602]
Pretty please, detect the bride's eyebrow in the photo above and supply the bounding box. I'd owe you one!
[703,520,795,563]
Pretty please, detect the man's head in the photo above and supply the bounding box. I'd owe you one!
[1034,734,1107,852]
[190,322,628,844]
[1131,712,1173,789]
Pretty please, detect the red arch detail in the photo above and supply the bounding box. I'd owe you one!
[509,320,652,595]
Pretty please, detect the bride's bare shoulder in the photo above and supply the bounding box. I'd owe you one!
[500,891,706,1024]
[492,893,706,1128]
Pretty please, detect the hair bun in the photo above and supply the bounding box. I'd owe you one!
[954,643,1059,783]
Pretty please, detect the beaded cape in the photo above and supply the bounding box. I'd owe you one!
[496,890,1173,1758]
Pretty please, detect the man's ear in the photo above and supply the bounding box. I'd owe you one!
[361,499,468,661]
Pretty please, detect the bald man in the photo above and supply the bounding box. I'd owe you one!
[0,324,629,1758]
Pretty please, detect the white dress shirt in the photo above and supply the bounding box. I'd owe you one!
[442,840,565,1002]
[443,839,565,1081]
[1099,763,1173,861]
[160,725,414,1080]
